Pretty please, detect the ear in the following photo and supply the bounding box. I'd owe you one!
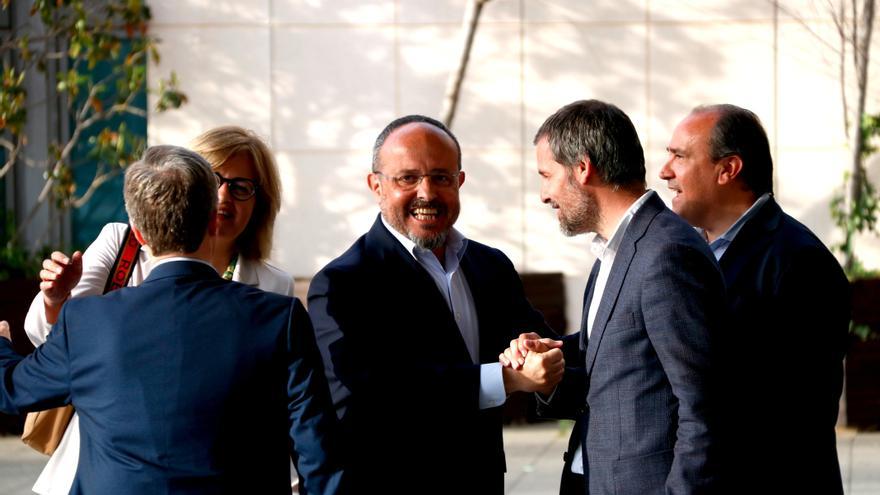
[717,155,744,186]
[367,172,382,198]
[130,224,147,247]
[570,157,592,186]
[457,170,465,188]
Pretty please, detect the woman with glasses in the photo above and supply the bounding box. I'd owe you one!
[23,125,294,495]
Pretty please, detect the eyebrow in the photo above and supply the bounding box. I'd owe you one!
[666,146,683,154]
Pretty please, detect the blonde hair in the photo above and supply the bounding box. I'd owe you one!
[191,126,281,260]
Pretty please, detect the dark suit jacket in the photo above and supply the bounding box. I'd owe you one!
[718,198,849,494]
[538,192,726,495]
[0,260,342,495]
[307,215,553,494]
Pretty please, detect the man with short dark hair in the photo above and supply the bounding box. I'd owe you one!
[308,115,560,494]
[660,104,850,494]
[505,99,726,494]
[0,145,342,494]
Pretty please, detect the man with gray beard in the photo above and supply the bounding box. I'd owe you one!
[307,115,561,494]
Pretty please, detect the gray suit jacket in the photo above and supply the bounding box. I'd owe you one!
[539,192,725,495]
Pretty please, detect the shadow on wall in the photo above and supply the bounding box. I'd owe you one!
[285,0,742,276]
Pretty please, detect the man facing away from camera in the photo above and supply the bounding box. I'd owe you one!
[0,145,343,494]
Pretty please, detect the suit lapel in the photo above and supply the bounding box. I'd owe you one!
[579,261,601,352]
[584,193,663,374]
[719,198,783,289]
[365,215,472,361]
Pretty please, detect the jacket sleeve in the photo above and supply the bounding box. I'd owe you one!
[286,297,345,495]
[0,307,74,414]
[535,333,586,420]
[641,244,725,494]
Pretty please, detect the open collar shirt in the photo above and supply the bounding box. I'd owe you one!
[381,216,506,409]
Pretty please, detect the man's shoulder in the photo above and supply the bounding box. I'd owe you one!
[462,238,510,261]
[639,205,712,255]
[315,233,373,277]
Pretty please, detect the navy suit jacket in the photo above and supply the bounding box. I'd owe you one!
[717,198,849,494]
[307,215,554,494]
[538,193,725,495]
[0,260,342,495]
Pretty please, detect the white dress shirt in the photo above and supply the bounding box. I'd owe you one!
[381,217,506,409]
[570,190,654,474]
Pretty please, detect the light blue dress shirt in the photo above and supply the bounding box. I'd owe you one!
[381,217,506,410]
[709,193,772,261]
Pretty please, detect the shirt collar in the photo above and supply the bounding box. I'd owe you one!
[380,215,468,268]
[153,256,216,270]
[590,190,654,259]
[711,192,772,248]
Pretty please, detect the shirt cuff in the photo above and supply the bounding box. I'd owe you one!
[478,362,506,410]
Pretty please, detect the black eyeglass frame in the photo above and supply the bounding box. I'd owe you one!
[214,172,259,201]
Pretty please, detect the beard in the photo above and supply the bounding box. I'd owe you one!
[409,229,448,251]
[558,181,600,237]
[382,197,456,251]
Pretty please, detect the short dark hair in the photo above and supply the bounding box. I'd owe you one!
[124,145,217,255]
[372,115,462,172]
[692,104,774,195]
[534,99,646,188]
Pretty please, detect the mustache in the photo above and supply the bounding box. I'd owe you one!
[408,199,447,215]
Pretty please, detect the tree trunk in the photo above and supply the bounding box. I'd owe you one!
[844,0,875,272]
[440,0,491,128]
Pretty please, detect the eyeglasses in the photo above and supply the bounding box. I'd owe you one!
[215,172,258,201]
[375,171,460,190]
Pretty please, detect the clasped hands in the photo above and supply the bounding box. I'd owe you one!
[499,332,564,396]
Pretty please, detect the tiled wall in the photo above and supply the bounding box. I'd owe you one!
[147,0,880,332]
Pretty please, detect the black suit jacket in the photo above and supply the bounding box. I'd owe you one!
[718,197,849,494]
[0,261,342,495]
[308,215,554,494]
[538,193,726,495]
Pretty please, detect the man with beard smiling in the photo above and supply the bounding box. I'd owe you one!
[307,115,562,494]
[503,100,726,495]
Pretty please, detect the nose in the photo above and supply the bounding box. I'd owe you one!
[217,181,231,202]
[540,183,551,204]
[658,158,674,181]
[415,175,438,199]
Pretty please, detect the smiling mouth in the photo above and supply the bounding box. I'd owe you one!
[217,205,234,219]
[412,207,439,221]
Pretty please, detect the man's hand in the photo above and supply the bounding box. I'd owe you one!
[499,332,562,370]
[40,251,83,324]
[0,321,11,341]
[502,347,564,396]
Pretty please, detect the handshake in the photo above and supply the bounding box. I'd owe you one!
[498,333,565,397]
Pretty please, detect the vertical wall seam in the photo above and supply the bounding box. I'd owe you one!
[268,0,276,150]
[773,0,780,193]
[645,0,652,161]
[519,0,528,271]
